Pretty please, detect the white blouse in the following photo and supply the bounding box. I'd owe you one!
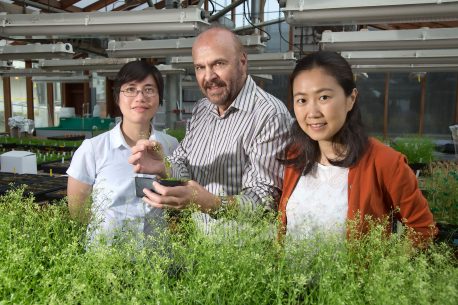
[286,163,349,240]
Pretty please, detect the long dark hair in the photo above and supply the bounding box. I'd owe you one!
[285,51,369,175]
[114,60,164,106]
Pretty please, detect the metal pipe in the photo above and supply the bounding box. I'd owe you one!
[251,0,261,24]
[208,0,246,22]
[0,2,34,14]
[233,17,285,33]
[19,0,68,13]
[165,0,178,9]
[146,0,155,7]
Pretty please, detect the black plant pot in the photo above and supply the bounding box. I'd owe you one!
[134,176,186,197]
[409,162,428,174]
[435,222,458,258]
[156,178,187,187]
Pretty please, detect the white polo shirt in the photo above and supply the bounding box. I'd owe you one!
[67,122,179,245]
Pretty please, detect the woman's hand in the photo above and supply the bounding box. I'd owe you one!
[128,139,167,177]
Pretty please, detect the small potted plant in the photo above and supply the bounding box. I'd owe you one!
[134,142,187,197]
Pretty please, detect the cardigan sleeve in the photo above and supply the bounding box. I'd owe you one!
[384,151,437,243]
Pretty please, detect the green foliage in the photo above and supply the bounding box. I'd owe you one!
[0,136,80,165]
[1,189,457,304]
[35,152,72,165]
[392,136,435,164]
[372,135,391,145]
[421,162,458,224]
[164,128,186,142]
[0,136,82,148]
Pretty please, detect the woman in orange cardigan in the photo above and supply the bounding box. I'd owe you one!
[279,51,437,244]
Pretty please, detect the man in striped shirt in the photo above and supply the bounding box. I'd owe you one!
[129,27,293,229]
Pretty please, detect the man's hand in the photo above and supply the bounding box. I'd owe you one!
[142,180,220,212]
[128,139,167,177]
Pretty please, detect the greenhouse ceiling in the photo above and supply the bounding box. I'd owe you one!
[0,0,457,73]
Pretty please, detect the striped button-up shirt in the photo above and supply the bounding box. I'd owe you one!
[169,76,293,228]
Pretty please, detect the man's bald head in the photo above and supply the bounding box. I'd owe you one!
[191,26,248,112]
[193,27,245,58]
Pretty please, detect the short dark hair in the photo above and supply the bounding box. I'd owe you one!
[114,60,164,106]
[285,51,369,174]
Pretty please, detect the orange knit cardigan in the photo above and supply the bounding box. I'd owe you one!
[278,138,437,242]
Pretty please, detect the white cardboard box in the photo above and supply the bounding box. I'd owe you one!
[0,151,37,174]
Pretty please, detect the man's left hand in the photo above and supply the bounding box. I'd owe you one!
[142,180,220,212]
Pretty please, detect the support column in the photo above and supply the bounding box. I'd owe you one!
[419,74,426,135]
[61,83,68,107]
[46,83,54,126]
[3,77,12,133]
[383,72,390,139]
[25,61,34,120]
[455,76,458,124]
[251,0,262,24]
[288,25,294,51]
[83,81,91,116]
[164,74,182,129]
[105,78,119,118]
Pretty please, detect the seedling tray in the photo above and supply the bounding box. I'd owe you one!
[39,160,71,174]
[0,172,67,201]
[47,135,86,141]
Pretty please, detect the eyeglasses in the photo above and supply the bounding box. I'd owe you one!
[120,87,158,98]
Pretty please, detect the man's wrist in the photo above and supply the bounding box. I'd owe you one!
[208,195,237,218]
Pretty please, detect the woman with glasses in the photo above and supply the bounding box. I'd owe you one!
[66,60,179,245]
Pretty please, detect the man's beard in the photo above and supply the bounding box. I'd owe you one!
[203,79,231,106]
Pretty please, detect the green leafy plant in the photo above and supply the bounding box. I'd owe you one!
[0,136,83,148]
[164,128,186,142]
[1,188,457,304]
[372,134,391,145]
[392,136,435,165]
[420,161,458,224]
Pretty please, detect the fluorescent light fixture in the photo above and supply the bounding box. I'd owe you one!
[0,60,13,68]
[321,28,458,51]
[32,75,90,83]
[171,51,296,69]
[341,49,458,65]
[248,66,295,75]
[352,64,458,72]
[107,38,196,58]
[0,68,76,77]
[239,35,266,53]
[0,43,74,60]
[39,58,136,71]
[106,34,265,58]
[96,64,185,78]
[252,74,274,81]
[282,0,458,26]
[0,7,209,39]
[244,51,297,67]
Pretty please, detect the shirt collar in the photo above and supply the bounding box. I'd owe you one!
[207,75,256,117]
[110,120,156,149]
[229,75,256,112]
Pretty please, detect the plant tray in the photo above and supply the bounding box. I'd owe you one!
[47,135,86,141]
[39,160,71,174]
[436,222,458,247]
[0,172,67,201]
